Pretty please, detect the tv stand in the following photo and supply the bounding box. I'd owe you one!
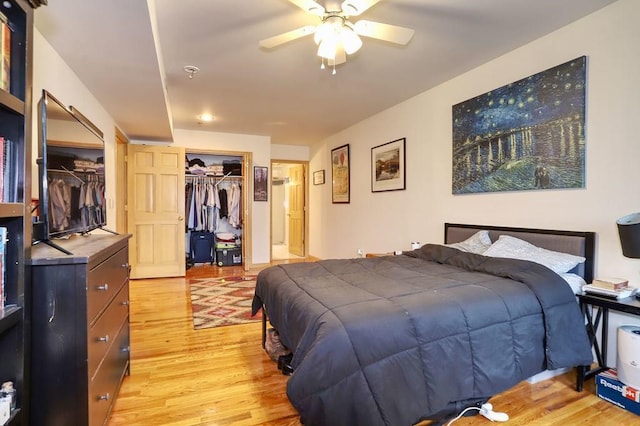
[80,227,119,237]
[32,238,73,255]
[99,226,119,235]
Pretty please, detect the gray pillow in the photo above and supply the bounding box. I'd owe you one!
[446,230,492,254]
[483,235,585,274]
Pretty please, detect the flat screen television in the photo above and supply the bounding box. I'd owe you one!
[33,90,107,252]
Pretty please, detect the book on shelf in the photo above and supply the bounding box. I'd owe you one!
[0,227,5,309]
[591,277,629,290]
[0,137,4,202]
[0,11,9,92]
[583,283,636,300]
[1,138,16,203]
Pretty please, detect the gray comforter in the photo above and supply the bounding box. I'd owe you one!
[251,244,593,426]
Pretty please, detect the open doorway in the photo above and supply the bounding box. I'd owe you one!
[271,161,308,261]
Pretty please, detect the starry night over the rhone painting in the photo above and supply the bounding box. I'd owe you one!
[452,56,586,194]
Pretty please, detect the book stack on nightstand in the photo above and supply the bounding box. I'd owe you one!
[584,277,637,299]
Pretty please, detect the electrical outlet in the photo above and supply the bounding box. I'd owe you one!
[357,248,364,258]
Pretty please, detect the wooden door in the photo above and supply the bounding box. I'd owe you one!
[115,128,128,234]
[127,145,185,279]
[288,164,305,257]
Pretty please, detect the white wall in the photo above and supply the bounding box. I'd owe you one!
[32,29,120,229]
[271,143,310,161]
[309,0,640,364]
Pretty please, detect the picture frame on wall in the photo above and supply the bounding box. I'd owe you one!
[452,56,586,194]
[371,138,406,192]
[253,166,268,201]
[313,169,325,185]
[331,144,350,203]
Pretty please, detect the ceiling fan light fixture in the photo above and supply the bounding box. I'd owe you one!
[259,0,415,71]
[339,27,362,55]
[314,21,333,45]
[317,37,338,60]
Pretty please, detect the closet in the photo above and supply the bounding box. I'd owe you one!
[185,153,244,267]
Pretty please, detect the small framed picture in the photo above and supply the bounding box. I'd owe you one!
[253,166,268,201]
[371,138,406,192]
[331,144,350,203]
[313,170,325,185]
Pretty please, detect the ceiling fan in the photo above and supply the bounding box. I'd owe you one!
[260,0,415,71]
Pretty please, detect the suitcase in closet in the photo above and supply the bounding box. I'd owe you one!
[190,231,215,264]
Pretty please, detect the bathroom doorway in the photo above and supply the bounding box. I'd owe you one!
[271,161,308,260]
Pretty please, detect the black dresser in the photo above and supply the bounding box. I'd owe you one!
[28,233,131,426]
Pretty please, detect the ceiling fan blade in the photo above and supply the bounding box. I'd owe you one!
[341,0,382,16]
[287,0,326,16]
[259,26,317,49]
[353,20,415,45]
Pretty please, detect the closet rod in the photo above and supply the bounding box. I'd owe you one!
[48,166,86,183]
[215,171,234,187]
[185,171,242,186]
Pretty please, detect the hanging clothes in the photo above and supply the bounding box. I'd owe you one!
[218,187,228,219]
[228,183,241,228]
[185,175,242,232]
[47,173,106,233]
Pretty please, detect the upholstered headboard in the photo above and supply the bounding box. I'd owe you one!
[444,223,596,283]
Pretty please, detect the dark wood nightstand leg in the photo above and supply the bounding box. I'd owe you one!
[576,302,607,391]
[576,365,586,391]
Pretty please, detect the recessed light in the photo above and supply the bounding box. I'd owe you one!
[198,113,214,122]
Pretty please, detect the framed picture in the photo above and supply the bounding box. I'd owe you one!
[371,138,406,192]
[452,56,586,194]
[253,166,268,201]
[331,144,350,203]
[313,169,325,185]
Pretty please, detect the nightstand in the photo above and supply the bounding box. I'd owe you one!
[365,252,394,258]
[576,292,640,391]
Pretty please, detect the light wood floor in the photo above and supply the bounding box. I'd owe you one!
[108,260,639,426]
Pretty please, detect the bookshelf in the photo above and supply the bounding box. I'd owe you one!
[0,1,40,425]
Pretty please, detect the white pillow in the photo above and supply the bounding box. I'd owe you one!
[447,230,492,254]
[483,235,586,274]
[559,273,587,294]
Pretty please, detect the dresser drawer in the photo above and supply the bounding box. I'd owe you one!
[88,320,130,426]
[87,247,129,324]
[88,283,129,381]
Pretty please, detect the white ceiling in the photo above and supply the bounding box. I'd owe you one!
[34,0,618,146]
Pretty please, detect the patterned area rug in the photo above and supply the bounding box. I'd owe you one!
[189,275,262,329]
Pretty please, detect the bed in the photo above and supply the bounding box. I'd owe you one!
[251,223,596,425]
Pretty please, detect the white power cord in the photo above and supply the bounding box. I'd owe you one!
[446,403,509,425]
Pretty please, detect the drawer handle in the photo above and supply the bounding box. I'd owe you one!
[96,283,109,291]
[98,393,110,401]
[121,346,131,353]
[121,300,130,306]
[122,262,130,270]
[97,335,110,343]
